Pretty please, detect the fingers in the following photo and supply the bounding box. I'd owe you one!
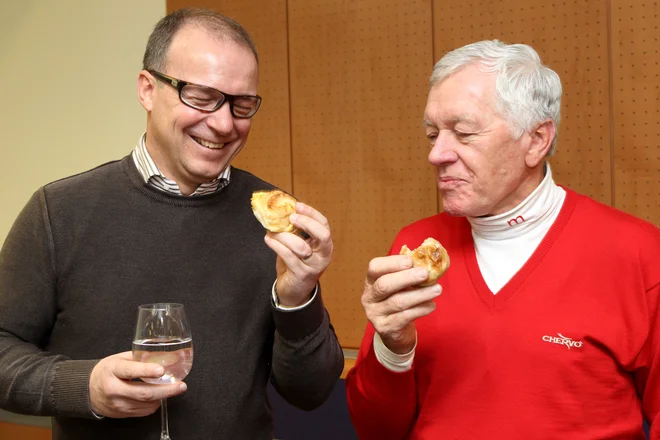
[373,284,442,316]
[265,202,330,261]
[289,203,332,256]
[112,356,165,381]
[115,380,187,403]
[365,256,432,303]
[263,201,333,304]
[264,232,313,264]
[360,254,442,352]
[294,202,329,230]
[96,381,186,418]
[265,204,333,268]
[363,284,442,328]
[363,285,441,353]
[90,352,188,418]
[365,255,414,285]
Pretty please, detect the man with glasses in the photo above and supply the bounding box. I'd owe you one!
[0,8,343,440]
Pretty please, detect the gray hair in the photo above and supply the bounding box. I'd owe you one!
[143,8,259,73]
[430,40,562,156]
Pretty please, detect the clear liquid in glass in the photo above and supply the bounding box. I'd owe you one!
[132,338,193,384]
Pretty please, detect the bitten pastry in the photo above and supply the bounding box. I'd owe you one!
[400,237,450,287]
[250,189,299,233]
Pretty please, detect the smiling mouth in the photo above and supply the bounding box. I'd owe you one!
[192,136,224,149]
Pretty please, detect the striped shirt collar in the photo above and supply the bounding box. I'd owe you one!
[131,133,230,196]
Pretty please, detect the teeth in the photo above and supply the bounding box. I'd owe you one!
[192,136,223,149]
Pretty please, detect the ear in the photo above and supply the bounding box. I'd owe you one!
[525,120,556,168]
[137,70,156,112]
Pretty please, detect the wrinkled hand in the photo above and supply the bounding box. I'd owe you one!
[264,202,332,307]
[362,255,442,354]
[89,352,187,418]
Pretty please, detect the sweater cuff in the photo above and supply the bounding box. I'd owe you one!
[272,283,326,341]
[271,280,318,311]
[373,331,416,372]
[50,359,99,419]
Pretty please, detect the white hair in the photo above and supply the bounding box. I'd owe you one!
[430,40,562,156]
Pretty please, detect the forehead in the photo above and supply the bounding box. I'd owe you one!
[165,25,259,93]
[424,64,497,126]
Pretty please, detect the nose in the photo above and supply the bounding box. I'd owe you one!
[428,131,459,166]
[205,102,235,134]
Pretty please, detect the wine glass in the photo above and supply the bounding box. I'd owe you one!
[132,303,193,440]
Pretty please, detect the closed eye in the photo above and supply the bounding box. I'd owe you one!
[455,131,475,142]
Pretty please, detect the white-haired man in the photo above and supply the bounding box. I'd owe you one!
[346,40,659,439]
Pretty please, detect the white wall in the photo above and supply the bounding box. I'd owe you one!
[0,0,166,247]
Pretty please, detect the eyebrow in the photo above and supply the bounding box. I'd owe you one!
[423,113,479,129]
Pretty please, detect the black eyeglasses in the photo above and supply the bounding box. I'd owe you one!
[148,70,262,118]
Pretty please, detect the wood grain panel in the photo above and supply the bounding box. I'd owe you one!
[167,0,293,192]
[432,0,612,204]
[611,0,660,226]
[0,422,51,440]
[288,0,436,347]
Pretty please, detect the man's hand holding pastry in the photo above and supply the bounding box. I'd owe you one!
[251,190,333,307]
[361,238,449,354]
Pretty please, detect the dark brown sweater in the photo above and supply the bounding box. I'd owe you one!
[0,155,343,439]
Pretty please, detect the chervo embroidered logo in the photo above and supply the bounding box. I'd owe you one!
[542,333,583,349]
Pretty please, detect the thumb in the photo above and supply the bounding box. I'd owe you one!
[112,355,164,381]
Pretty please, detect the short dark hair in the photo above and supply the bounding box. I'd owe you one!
[142,8,259,72]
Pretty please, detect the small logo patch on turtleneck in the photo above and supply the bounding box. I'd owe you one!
[507,215,525,226]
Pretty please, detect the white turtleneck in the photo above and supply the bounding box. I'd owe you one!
[469,164,566,293]
[373,164,566,372]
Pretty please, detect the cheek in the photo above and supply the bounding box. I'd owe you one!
[174,107,207,130]
[453,152,479,181]
[235,120,252,140]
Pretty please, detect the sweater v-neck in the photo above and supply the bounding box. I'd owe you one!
[463,187,578,311]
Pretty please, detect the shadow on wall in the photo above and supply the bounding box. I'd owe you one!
[268,380,357,440]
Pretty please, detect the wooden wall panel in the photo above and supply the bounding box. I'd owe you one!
[167,0,293,192]
[288,0,436,347]
[166,0,659,349]
[0,422,50,440]
[432,0,613,205]
[611,0,660,225]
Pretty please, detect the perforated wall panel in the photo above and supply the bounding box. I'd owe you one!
[288,0,436,347]
[611,0,660,225]
[167,0,659,349]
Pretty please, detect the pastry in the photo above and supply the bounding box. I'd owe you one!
[400,237,450,286]
[250,190,298,233]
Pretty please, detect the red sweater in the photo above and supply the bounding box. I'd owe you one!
[346,189,660,439]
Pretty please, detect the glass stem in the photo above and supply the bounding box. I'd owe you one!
[160,398,171,440]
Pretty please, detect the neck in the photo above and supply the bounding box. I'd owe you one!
[468,163,564,239]
[487,164,547,217]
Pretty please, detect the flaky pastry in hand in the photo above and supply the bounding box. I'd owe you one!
[400,237,450,286]
[251,190,299,233]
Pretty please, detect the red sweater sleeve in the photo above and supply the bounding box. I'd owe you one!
[345,322,418,440]
[637,282,660,439]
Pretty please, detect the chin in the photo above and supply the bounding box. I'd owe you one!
[441,198,484,217]
[188,157,229,177]
[442,206,467,217]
